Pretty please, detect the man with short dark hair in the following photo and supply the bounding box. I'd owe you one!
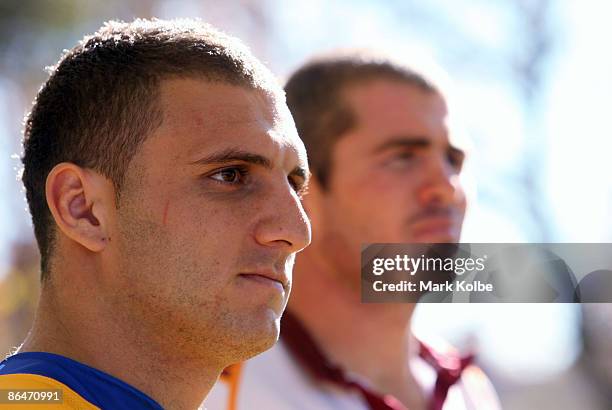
[206,51,500,410]
[0,19,311,410]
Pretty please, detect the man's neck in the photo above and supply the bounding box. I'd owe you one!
[288,247,427,409]
[20,275,219,410]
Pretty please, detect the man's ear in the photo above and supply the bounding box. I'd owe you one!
[45,163,114,253]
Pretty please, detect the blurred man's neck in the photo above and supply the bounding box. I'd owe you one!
[289,245,427,409]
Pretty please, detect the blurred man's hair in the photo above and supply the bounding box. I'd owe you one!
[284,49,442,189]
[22,18,280,279]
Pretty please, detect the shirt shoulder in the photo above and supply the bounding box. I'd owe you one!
[0,352,163,410]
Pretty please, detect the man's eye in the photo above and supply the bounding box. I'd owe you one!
[386,152,415,168]
[209,167,249,184]
[395,152,415,161]
[447,150,465,170]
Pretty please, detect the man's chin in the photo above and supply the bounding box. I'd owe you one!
[229,318,280,361]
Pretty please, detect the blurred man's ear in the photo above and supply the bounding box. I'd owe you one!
[45,163,115,253]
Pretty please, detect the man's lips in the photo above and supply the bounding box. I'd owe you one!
[238,271,288,291]
[410,216,459,240]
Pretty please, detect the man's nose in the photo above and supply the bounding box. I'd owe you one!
[417,155,463,207]
[253,181,312,253]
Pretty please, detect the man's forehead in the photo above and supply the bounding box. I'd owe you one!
[341,80,468,153]
[268,99,308,165]
[155,78,306,168]
[158,79,272,126]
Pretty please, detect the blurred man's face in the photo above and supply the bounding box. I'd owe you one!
[306,79,466,284]
[106,79,311,365]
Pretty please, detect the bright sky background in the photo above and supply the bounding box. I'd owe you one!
[1,0,611,386]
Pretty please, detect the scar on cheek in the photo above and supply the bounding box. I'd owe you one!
[162,200,170,226]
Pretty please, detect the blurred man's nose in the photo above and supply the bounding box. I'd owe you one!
[253,181,312,253]
[417,154,463,207]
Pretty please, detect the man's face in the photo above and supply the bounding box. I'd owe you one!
[106,79,311,365]
[307,79,466,284]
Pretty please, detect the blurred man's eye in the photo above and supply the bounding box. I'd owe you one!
[384,150,417,169]
[395,152,416,160]
[447,149,465,171]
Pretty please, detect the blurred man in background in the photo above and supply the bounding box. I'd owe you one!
[0,18,311,410]
[206,51,500,410]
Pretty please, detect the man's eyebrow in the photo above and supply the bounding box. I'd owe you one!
[191,147,309,184]
[190,148,273,169]
[372,137,464,156]
[372,137,431,154]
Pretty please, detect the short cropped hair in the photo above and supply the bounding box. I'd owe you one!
[22,18,280,279]
[284,50,440,188]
